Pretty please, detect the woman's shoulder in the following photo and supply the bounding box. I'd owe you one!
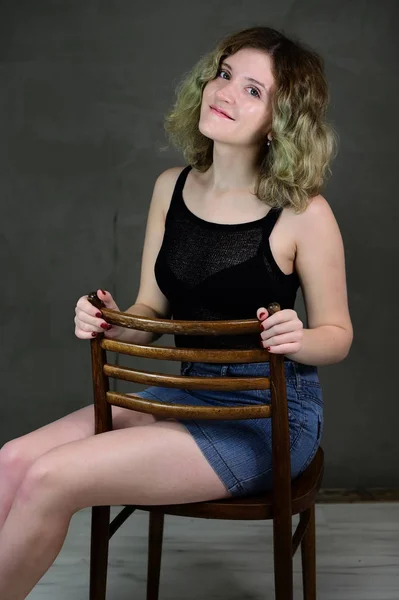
[155,165,187,191]
[151,166,187,216]
[276,194,337,253]
[286,194,342,254]
[294,194,337,230]
[284,193,334,225]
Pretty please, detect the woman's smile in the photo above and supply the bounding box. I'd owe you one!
[209,105,234,120]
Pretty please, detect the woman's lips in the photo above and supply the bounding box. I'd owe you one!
[210,106,233,120]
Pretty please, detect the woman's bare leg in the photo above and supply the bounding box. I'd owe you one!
[0,420,230,600]
[0,402,159,529]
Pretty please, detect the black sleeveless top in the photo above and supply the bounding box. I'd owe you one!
[154,166,300,349]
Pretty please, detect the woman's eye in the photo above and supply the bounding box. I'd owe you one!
[248,87,260,98]
[218,69,229,79]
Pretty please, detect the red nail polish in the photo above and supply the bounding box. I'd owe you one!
[91,332,97,337]
[96,312,102,318]
[266,347,271,351]
[101,289,106,295]
[259,322,264,330]
[100,323,108,330]
[106,324,112,330]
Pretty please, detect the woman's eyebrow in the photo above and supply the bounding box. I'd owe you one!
[221,61,270,92]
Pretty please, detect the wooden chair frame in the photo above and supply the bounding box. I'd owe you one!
[87,293,324,600]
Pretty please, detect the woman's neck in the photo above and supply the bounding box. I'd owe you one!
[207,144,260,193]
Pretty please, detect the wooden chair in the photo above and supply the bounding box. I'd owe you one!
[87,292,324,600]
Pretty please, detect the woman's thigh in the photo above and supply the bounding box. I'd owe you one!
[20,420,230,511]
[1,401,161,469]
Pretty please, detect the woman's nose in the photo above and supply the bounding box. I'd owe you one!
[215,82,235,103]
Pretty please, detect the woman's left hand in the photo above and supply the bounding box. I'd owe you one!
[257,307,304,355]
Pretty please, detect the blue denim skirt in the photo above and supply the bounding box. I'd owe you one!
[136,359,323,497]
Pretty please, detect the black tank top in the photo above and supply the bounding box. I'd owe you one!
[154,166,300,349]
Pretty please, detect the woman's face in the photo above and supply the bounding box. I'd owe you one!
[199,47,275,148]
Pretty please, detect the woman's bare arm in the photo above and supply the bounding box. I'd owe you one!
[284,195,353,365]
[119,167,185,345]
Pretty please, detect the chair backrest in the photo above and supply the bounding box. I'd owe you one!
[87,292,292,520]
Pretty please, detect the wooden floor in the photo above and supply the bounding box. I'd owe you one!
[28,502,399,599]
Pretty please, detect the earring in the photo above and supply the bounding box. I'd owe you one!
[267,138,272,147]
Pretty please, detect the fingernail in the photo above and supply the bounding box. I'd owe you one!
[96,312,102,318]
[100,323,109,330]
[100,289,106,295]
[266,347,271,351]
[91,332,97,337]
[259,322,264,330]
[259,312,266,319]
[106,324,112,330]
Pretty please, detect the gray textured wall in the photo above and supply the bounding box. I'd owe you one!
[1,0,398,487]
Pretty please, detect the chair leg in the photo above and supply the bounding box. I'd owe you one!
[273,519,293,599]
[90,505,111,600]
[147,511,165,600]
[301,505,316,600]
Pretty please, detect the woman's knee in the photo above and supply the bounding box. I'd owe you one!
[14,454,73,513]
[0,439,32,483]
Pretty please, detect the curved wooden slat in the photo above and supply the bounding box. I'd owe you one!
[97,307,261,335]
[101,339,270,363]
[103,365,270,390]
[106,391,272,420]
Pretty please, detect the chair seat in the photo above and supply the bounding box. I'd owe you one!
[137,447,324,521]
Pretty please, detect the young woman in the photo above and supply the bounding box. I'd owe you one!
[0,26,353,598]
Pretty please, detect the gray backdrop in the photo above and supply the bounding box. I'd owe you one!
[1,0,398,487]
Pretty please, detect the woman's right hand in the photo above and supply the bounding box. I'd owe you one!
[74,289,126,341]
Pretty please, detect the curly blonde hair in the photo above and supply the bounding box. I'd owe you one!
[164,26,338,213]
